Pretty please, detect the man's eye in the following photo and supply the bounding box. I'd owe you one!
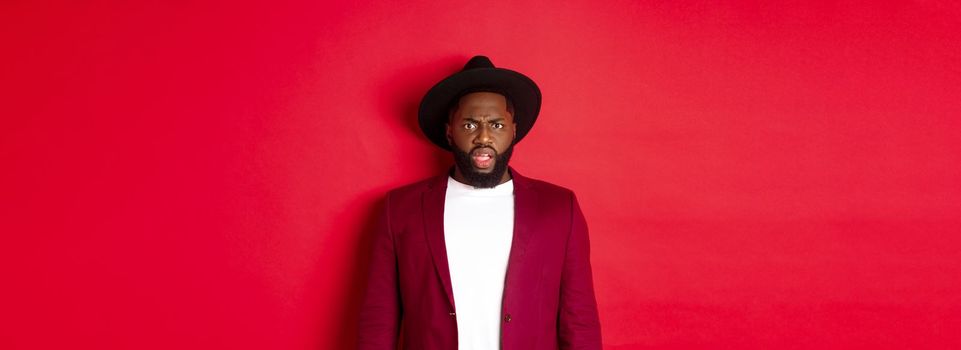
[463,123,476,130]
[492,123,504,129]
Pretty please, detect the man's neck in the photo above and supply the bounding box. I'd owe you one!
[451,166,512,187]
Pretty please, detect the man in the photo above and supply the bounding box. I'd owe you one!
[358,56,601,350]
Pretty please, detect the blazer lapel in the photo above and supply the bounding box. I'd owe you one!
[422,168,536,311]
[422,174,456,310]
[504,168,536,296]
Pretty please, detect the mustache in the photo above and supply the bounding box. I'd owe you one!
[471,146,497,154]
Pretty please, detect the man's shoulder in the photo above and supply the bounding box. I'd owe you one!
[519,174,573,194]
[384,173,445,200]
[517,173,579,203]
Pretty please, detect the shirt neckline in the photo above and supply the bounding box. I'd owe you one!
[447,176,514,196]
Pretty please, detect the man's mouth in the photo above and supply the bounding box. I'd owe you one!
[471,148,496,170]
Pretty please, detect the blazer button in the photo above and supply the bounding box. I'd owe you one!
[503,313,512,323]
[449,312,456,317]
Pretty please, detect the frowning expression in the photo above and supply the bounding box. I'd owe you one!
[446,92,517,174]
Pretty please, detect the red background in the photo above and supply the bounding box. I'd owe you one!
[2,1,959,349]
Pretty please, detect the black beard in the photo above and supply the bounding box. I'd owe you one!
[452,144,514,188]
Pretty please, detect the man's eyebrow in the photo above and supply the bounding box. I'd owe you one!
[461,117,507,123]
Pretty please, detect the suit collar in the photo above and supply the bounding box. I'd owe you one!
[422,166,536,311]
[425,166,533,190]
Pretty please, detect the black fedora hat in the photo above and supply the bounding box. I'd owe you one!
[418,55,541,151]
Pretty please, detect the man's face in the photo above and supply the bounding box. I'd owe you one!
[446,92,516,187]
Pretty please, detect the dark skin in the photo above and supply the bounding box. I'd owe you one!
[446,92,517,186]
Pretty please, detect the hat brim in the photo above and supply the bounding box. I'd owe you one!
[418,67,541,151]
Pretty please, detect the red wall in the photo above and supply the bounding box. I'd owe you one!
[2,1,959,349]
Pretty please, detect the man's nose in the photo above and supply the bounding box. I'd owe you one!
[474,125,493,145]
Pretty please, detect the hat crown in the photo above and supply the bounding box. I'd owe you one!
[462,55,495,71]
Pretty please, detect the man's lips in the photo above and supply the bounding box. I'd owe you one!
[471,147,496,169]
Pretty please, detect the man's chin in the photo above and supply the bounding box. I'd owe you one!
[461,170,504,188]
[452,144,514,188]
[471,165,495,174]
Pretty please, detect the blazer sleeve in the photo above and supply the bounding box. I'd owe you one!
[357,194,402,349]
[558,193,603,349]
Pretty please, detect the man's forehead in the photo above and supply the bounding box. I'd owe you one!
[455,115,508,122]
[448,91,514,123]
[452,107,511,121]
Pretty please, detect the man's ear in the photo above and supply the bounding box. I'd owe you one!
[512,122,518,141]
[445,123,453,145]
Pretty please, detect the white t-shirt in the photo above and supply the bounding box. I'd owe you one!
[444,176,515,350]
